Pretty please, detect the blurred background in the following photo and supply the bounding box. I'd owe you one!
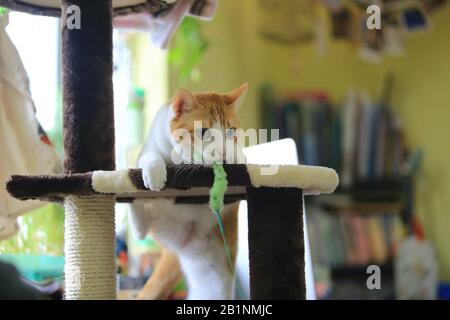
[1,0,450,300]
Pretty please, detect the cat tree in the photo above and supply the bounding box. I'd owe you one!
[2,0,339,300]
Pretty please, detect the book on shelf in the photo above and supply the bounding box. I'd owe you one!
[306,207,404,267]
[264,88,407,189]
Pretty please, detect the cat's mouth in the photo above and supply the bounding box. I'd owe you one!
[171,140,246,165]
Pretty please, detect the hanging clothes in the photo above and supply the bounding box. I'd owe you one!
[113,0,218,49]
[0,14,61,240]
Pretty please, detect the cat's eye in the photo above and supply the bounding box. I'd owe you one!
[202,128,212,140]
[195,128,211,140]
[226,128,236,139]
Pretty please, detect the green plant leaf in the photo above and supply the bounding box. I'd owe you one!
[169,17,209,82]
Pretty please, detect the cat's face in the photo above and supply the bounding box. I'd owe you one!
[169,83,247,164]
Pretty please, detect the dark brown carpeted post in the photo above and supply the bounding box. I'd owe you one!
[62,0,115,173]
[61,0,116,299]
[246,187,306,300]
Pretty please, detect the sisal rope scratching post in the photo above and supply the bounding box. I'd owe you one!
[61,0,116,299]
[64,195,116,299]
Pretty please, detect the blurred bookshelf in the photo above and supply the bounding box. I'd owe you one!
[262,84,411,299]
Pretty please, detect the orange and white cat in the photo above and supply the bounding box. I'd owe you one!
[130,83,248,300]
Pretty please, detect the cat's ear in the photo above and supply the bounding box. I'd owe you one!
[224,82,248,109]
[172,89,195,118]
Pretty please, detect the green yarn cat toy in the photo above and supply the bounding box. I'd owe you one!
[209,164,230,260]
[209,164,243,298]
[209,164,228,214]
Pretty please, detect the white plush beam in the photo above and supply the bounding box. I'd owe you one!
[246,164,339,195]
[90,165,339,196]
[92,169,138,194]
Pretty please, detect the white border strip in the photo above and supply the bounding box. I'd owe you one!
[92,169,138,194]
[246,164,339,195]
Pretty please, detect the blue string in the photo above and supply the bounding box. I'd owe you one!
[213,208,245,300]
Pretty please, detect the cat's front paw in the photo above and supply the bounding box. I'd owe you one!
[142,161,167,191]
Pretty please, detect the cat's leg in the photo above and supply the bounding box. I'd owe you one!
[130,150,167,238]
[137,248,183,300]
[129,199,151,240]
[180,240,234,300]
[139,151,167,191]
[181,203,239,300]
[128,197,175,240]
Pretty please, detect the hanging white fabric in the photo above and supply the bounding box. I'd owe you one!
[0,14,61,240]
[113,0,218,49]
